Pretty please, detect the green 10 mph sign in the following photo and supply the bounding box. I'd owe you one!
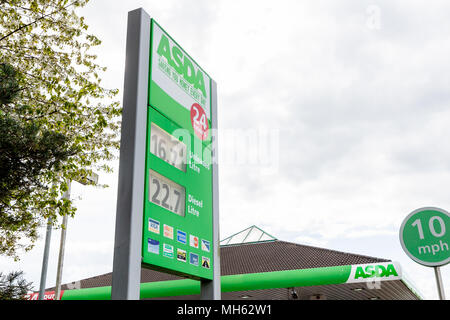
[399,207,450,267]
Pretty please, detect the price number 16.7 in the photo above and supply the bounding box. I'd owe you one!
[150,123,186,172]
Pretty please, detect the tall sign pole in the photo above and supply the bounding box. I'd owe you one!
[54,172,98,300]
[201,80,221,299]
[434,266,445,300]
[54,181,71,300]
[111,8,151,300]
[399,207,449,300]
[112,8,219,300]
[38,217,52,300]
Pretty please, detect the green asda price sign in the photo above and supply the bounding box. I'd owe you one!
[400,207,450,267]
[141,20,214,280]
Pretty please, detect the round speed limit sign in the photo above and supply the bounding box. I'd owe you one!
[399,207,450,267]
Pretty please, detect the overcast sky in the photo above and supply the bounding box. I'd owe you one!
[1,0,450,300]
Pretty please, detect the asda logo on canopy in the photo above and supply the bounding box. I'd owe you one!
[355,263,398,279]
[346,262,402,283]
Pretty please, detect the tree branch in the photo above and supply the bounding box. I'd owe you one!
[0,1,80,42]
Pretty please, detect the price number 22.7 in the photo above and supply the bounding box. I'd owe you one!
[149,170,185,217]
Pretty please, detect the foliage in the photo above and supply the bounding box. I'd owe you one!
[1,63,76,258]
[0,0,121,259]
[0,271,33,300]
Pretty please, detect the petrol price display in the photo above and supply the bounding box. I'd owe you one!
[150,123,186,172]
[149,170,185,217]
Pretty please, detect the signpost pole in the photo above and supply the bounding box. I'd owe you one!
[434,266,446,300]
[53,173,99,300]
[111,8,151,300]
[38,217,52,300]
[54,181,71,300]
[200,80,221,300]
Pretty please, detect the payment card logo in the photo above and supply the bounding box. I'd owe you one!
[177,248,187,262]
[148,239,159,255]
[190,235,199,248]
[164,224,174,239]
[190,253,199,266]
[163,244,174,259]
[148,218,160,234]
[201,240,210,252]
[202,257,210,269]
[177,230,187,244]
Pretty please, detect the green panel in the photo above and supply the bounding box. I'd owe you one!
[61,286,111,301]
[149,81,212,145]
[221,266,352,292]
[142,107,213,280]
[60,266,353,300]
[140,279,201,299]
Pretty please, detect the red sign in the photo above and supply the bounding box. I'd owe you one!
[190,103,209,141]
[25,290,64,300]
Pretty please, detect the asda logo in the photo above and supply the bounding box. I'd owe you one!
[157,33,207,98]
[354,263,398,279]
[346,262,402,283]
[151,22,210,115]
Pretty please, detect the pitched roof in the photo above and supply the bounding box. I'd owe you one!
[220,240,389,275]
[220,225,277,245]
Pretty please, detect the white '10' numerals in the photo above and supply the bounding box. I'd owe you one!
[411,216,446,240]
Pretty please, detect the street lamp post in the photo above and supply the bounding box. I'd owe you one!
[38,217,53,300]
[54,181,71,300]
[38,173,98,300]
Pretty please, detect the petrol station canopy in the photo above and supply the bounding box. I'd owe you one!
[42,226,422,300]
